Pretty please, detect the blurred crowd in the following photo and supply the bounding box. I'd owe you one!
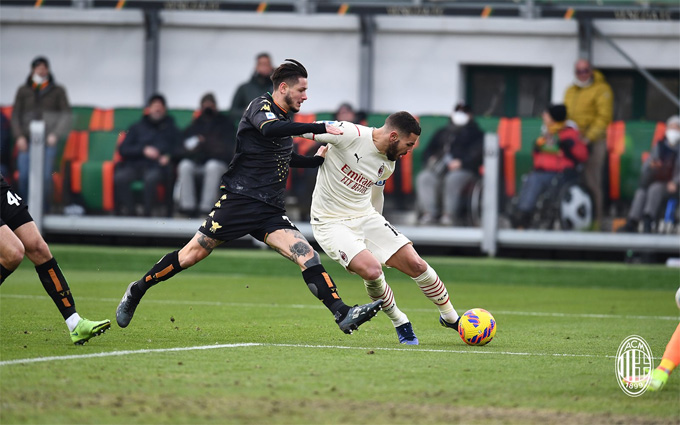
[0,54,677,233]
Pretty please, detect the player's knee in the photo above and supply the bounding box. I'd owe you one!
[2,244,25,269]
[24,238,51,264]
[408,257,428,277]
[363,265,383,281]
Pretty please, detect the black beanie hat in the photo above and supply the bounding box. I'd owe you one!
[147,93,167,107]
[31,56,49,69]
[547,104,567,122]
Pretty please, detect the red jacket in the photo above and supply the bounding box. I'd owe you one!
[533,125,588,172]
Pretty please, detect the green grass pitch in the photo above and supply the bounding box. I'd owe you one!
[1,245,678,424]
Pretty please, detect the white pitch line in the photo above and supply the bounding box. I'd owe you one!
[0,342,623,367]
[2,294,678,321]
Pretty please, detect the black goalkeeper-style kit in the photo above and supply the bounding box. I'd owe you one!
[197,94,327,243]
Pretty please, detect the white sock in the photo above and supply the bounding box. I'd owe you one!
[65,313,82,332]
[364,273,409,327]
[412,264,459,324]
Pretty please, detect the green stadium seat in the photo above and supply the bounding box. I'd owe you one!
[475,116,500,134]
[414,115,449,177]
[113,108,144,131]
[517,118,543,195]
[168,109,197,129]
[619,121,658,201]
[71,106,94,131]
[316,112,335,121]
[80,161,105,211]
[87,131,120,161]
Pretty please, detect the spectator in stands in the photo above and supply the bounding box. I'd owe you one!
[11,56,71,211]
[564,58,613,230]
[0,112,11,179]
[416,102,484,226]
[511,104,588,229]
[175,93,236,217]
[229,53,274,124]
[618,115,679,233]
[114,93,180,217]
[334,102,366,125]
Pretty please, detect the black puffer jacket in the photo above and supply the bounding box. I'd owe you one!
[421,120,484,174]
[118,114,181,167]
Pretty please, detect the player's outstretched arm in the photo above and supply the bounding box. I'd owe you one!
[260,120,328,138]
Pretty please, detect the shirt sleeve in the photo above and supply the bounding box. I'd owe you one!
[300,121,363,147]
[247,97,326,138]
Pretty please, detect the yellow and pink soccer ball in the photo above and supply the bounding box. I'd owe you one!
[458,308,496,346]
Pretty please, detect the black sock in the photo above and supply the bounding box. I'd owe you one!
[1,264,14,285]
[302,264,350,321]
[134,250,183,297]
[35,258,76,320]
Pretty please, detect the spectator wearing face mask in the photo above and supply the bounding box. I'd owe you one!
[564,59,613,230]
[416,103,484,226]
[618,115,680,233]
[174,93,236,217]
[11,56,71,211]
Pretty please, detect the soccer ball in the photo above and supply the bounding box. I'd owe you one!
[458,308,496,346]
[559,184,592,230]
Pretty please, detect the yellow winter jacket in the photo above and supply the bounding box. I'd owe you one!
[563,70,613,143]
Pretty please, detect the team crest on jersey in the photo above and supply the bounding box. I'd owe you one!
[339,251,348,263]
[377,164,385,178]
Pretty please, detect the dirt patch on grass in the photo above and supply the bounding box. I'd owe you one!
[3,391,676,425]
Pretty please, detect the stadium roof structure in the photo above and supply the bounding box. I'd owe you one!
[1,0,678,20]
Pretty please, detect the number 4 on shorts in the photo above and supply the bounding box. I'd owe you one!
[7,190,21,206]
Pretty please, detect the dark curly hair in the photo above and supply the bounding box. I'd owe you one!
[271,59,308,90]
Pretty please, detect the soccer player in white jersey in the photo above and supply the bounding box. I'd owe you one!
[301,111,460,344]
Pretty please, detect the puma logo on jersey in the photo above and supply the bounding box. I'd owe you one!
[354,153,362,163]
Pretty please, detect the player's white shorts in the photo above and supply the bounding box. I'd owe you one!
[312,211,411,269]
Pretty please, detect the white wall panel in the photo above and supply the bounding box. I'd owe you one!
[158,11,361,111]
[0,7,145,107]
[1,8,677,116]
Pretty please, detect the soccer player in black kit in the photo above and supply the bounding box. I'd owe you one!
[0,174,110,344]
[116,59,381,334]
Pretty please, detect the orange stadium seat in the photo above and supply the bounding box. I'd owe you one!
[606,121,626,201]
[497,117,521,198]
[89,108,114,131]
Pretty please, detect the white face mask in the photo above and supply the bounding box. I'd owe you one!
[666,129,680,147]
[573,77,593,88]
[451,111,470,127]
[32,73,44,85]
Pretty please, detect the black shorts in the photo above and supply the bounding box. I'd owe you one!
[0,177,32,231]
[197,191,298,243]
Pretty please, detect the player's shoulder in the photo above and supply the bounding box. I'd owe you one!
[247,95,272,112]
[326,121,370,137]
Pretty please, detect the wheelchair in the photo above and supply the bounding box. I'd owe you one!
[510,168,593,231]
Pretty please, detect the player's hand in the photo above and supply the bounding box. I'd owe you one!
[15,136,28,152]
[325,123,343,135]
[159,154,170,166]
[447,159,462,171]
[144,146,160,159]
[46,133,58,147]
[314,145,328,158]
[668,181,677,193]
